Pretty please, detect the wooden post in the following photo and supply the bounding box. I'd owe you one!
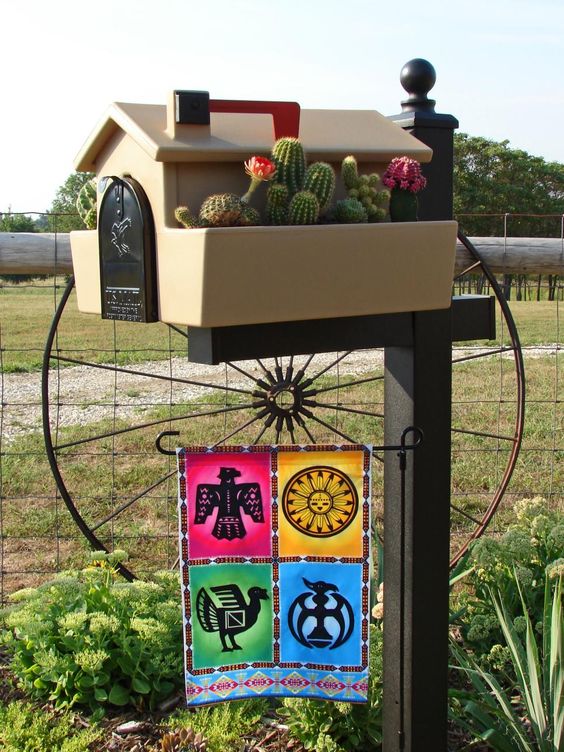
[383,59,458,752]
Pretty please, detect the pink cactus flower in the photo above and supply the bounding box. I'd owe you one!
[242,156,276,203]
[244,156,276,181]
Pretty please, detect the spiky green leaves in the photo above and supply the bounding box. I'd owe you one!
[340,156,389,223]
[175,195,261,229]
[332,198,368,224]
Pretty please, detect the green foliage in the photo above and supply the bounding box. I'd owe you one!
[1,551,183,713]
[455,497,564,659]
[47,171,95,232]
[288,190,320,225]
[0,699,101,752]
[170,698,268,752]
[453,133,564,237]
[450,573,563,752]
[280,625,383,751]
[76,178,97,230]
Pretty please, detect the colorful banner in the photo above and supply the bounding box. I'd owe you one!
[177,444,372,706]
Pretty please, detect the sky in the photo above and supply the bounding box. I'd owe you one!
[1,0,563,215]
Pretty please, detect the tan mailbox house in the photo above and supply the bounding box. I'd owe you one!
[70,92,457,327]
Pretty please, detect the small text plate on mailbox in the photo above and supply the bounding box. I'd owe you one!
[98,176,158,323]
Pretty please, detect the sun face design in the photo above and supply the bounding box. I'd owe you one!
[281,466,359,537]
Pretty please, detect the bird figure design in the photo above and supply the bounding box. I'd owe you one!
[194,467,264,540]
[110,217,132,257]
[288,578,354,649]
[196,583,269,652]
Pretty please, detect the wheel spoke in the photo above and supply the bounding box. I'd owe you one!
[295,414,317,443]
[452,427,517,442]
[167,324,188,339]
[211,410,269,447]
[451,346,515,365]
[256,359,276,384]
[50,354,256,396]
[453,260,482,281]
[450,503,482,526]
[300,410,359,444]
[304,374,384,396]
[90,470,177,532]
[53,402,262,451]
[304,401,385,420]
[304,351,353,385]
[227,361,270,389]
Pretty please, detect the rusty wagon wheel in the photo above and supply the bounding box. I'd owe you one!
[42,231,524,580]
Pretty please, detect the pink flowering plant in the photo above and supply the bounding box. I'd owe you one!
[382,157,427,194]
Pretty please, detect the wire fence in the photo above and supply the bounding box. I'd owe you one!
[0,213,562,600]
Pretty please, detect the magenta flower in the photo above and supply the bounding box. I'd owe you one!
[382,157,427,193]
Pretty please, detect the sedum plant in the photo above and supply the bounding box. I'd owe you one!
[450,570,563,752]
[1,551,183,714]
[455,497,564,659]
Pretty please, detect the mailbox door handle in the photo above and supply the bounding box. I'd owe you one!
[209,99,300,139]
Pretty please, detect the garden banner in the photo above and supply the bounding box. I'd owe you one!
[177,444,372,706]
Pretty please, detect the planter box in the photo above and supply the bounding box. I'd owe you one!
[70,220,457,328]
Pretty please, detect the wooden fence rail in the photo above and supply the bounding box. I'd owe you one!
[0,232,563,276]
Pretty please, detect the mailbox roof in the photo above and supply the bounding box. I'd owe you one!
[75,100,432,171]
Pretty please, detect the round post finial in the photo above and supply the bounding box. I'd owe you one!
[400,58,437,113]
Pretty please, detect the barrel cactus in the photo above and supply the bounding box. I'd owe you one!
[303,162,336,213]
[76,178,97,230]
[288,191,319,225]
[198,193,245,227]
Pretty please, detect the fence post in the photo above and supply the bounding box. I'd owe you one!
[382,59,458,751]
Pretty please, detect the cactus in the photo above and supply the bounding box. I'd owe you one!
[303,162,335,213]
[160,727,207,752]
[239,204,261,226]
[265,183,289,225]
[332,198,368,224]
[198,193,245,227]
[76,178,97,229]
[339,156,388,223]
[341,155,359,190]
[174,206,200,229]
[288,191,319,225]
[271,137,306,196]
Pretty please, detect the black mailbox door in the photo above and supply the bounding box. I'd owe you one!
[98,176,158,323]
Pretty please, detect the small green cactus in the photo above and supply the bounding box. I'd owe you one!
[76,178,97,230]
[303,162,336,213]
[332,198,368,224]
[339,156,388,223]
[239,204,261,226]
[288,191,319,225]
[266,183,289,225]
[341,156,359,190]
[271,137,307,196]
[174,206,200,229]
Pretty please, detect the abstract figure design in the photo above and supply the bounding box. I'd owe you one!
[110,217,132,257]
[196,584,269,652]
[288,578,354,650]
[282,466,358,537]
[194,467,264,540]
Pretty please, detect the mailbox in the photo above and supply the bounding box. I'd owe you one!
[70,91,457,327]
